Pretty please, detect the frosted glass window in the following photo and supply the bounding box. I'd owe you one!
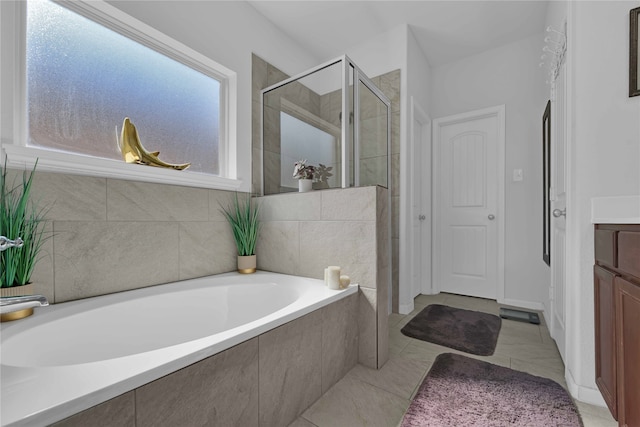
[26,0,221,174]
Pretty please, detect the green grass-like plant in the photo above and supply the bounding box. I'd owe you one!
[220,193,260,256]
[1,160,50,288]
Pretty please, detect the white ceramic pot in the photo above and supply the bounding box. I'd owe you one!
[298,179,313,192]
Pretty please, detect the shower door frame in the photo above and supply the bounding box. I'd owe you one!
[260,55,391,192]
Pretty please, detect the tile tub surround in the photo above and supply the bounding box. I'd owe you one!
[257,186,390,369]
[4,168,239,304]
[51,293,358,427]
[252,54,401,312]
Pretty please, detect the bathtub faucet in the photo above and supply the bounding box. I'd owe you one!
[0,236,24,252]
[1,295,49,315]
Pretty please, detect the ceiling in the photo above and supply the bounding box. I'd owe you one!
[247,1,549,67]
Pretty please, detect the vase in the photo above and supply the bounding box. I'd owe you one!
[298,179,313,192]
[238,255,257,274]
[0,283,35,322]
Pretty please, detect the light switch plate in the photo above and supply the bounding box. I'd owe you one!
[513,169,523,182]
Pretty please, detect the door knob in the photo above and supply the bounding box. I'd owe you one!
[552,208,566,218]
[488,214,495,220]
[418,215,426,221]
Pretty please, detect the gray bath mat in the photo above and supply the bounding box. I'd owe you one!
[401,353,582,426]
[401,304,501,356]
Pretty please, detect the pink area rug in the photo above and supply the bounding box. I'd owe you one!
[401,353,582,427]
[401,304,501,356]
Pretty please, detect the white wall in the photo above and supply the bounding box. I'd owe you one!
[429,34,550,309]
[107,1,321,192]
[564,0,640,404]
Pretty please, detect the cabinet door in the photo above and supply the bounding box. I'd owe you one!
[594,265,617,419]
[615,276,640,427]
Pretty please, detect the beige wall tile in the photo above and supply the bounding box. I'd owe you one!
[359,287,378,368]
[136,339,259,427]
[379,69,401,113]
[256,221,300,275]
[178,222,236,279]
[321,293,359,392]
[252,54,268,103]
[53,221,179,301]
[320,187,376,221]
[31,222,55,303]
[392,237,400,311]
[298,221,376,285]
[259,310,322,427]
[391,110,401,155]
[259,192,322,221]
[392,195,400,239]
[30,171,107,221]
[107,179,208,222]
[52,392,135,427]
[208,189,241,222]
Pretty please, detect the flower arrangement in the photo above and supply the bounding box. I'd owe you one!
[0,161,50,288]
[292,160,333,183]
[292,160,316,180]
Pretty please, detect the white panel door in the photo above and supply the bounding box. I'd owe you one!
[434,108,503,299]
[550,65,567,361]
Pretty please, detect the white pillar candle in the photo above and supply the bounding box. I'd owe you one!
[339,275,350,289]
[327,266,341,290]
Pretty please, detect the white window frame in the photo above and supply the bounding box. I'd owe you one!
[0,0,241,190]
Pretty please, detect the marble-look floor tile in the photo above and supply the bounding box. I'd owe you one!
[288,417,318,427]
[498,318,543,344]
[575,401,617,427]
[302,375,409,427]
[388,313,405,328]
[346,354,429,400]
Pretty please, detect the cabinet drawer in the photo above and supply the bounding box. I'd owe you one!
[595,229,617,268]
[618,231,640,279]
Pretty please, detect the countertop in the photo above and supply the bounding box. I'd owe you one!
[591,195,640,224]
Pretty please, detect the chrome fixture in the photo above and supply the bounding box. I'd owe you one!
[553,208,566,218]
[0,236,24,252]
[1,295,49,322]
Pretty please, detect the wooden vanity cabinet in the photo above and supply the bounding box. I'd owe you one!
[594,224,640,427]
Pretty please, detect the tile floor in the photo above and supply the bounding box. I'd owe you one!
[290,292,618,427]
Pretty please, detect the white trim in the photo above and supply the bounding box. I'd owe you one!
[3,145,242,190]
[1,0,240,190]
[399,96,431,314]
[565,367,608,407]
[431,105,506,301]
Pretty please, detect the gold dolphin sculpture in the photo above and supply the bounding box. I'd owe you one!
[117,117,190,170]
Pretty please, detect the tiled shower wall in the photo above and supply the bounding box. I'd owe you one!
[256,186,389,369]
[252,54,401,312]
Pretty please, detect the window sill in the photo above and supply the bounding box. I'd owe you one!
[3,145,243,191]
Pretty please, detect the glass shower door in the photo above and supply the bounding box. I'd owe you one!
[357,78,389,188]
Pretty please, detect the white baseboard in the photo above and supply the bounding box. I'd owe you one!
[566,369,607,407]
[498,298,545,312]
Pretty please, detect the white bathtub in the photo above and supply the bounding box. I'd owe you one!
[0,271,357,426]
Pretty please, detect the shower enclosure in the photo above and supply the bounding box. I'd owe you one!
[261,55,391,194]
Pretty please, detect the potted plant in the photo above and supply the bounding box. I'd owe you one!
[220,193,260,274]
[293,159,316,192]
[1,161,49,302]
